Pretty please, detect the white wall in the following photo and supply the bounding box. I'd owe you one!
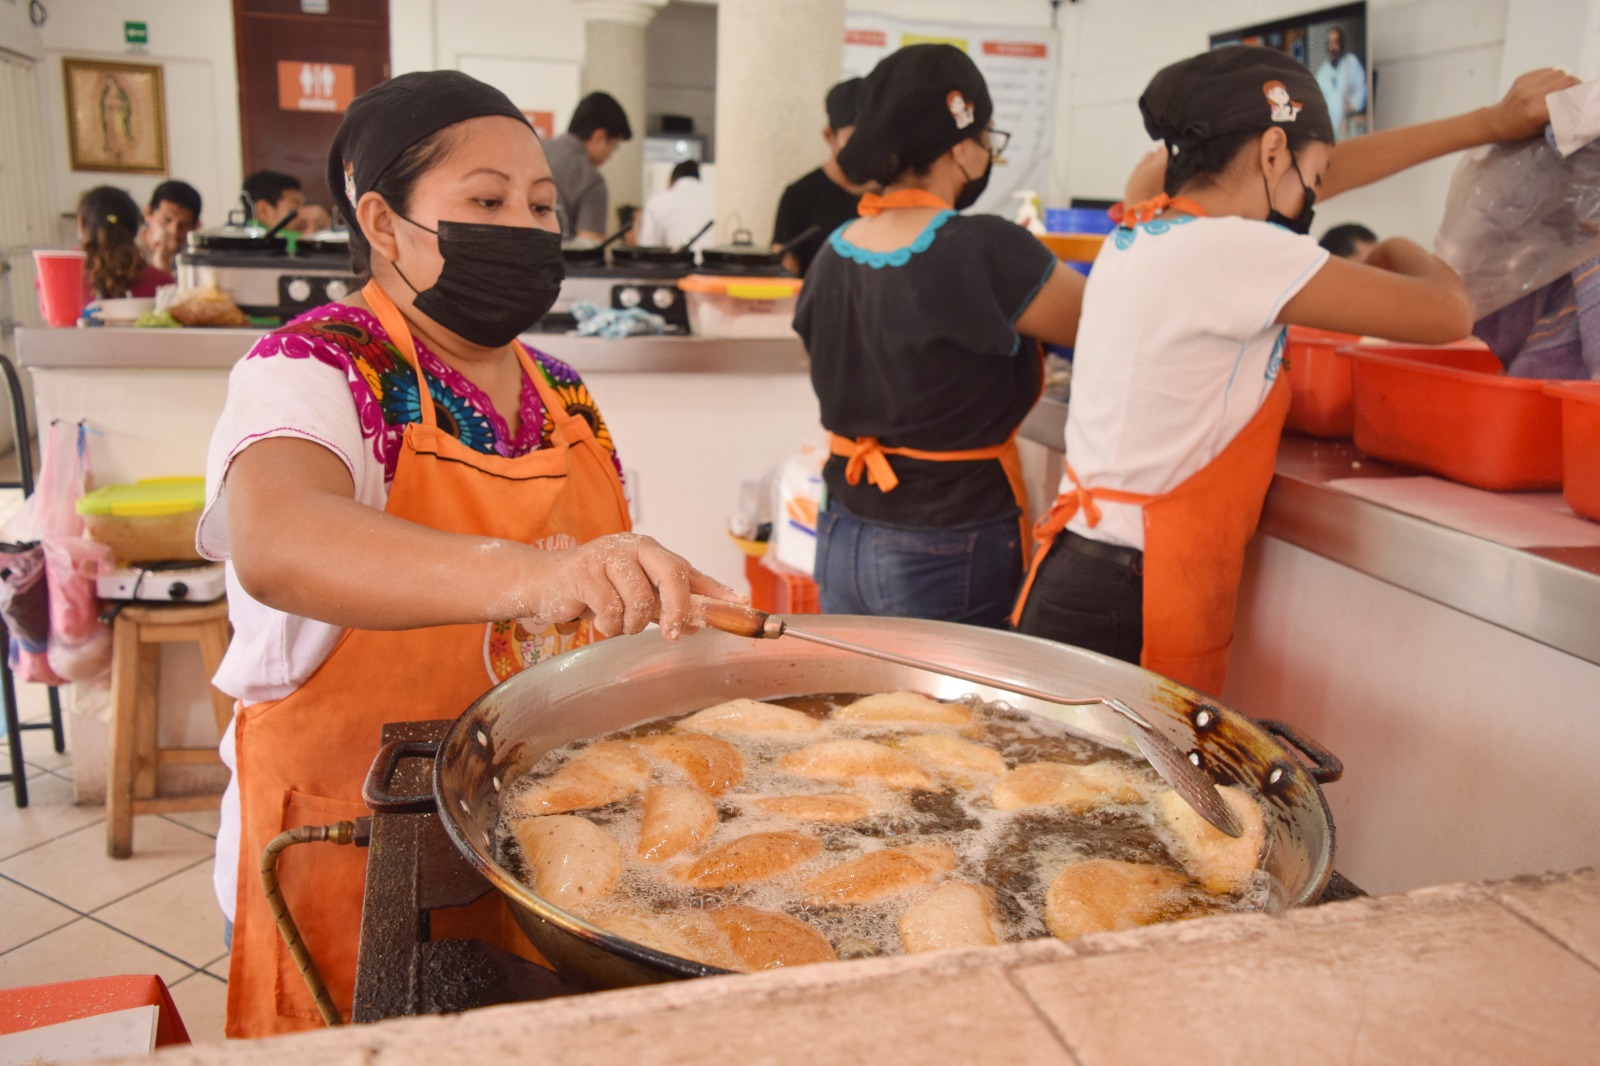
[1051,0,1596,244]
[27,0,241,230]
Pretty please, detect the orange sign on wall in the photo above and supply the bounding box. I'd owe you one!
[982,41,1048,59]
[523,110,556,140]
[276,61,356,113]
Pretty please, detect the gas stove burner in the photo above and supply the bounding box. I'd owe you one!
[96,561,226,603]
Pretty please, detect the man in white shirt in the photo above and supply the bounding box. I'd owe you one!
[636,160,714,250]
[1315,26,1368,137]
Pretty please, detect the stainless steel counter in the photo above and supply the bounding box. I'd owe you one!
[15,327,809,375]
[1017,395,1600,666]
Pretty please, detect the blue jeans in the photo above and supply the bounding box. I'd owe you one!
[814,506,1023,628]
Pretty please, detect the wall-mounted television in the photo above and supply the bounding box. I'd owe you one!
[1210,2,1372,140]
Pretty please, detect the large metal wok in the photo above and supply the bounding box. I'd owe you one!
[366,617,1341,990]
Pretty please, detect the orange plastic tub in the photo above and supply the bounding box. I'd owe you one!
[1544,382,1600,522]
[1346,344,1563,490]
[1283,326,1363,437]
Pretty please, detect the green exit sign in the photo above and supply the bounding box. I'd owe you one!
[124,21,148,45]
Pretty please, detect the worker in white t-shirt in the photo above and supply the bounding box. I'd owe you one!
[636,160,714,250]
[1012,47,1576,696]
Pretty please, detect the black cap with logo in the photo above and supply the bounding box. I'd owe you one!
[837,44,993,186]
[1140,45,1335,152]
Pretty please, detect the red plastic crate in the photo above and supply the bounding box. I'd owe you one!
[1284,326,1362,437]
[1346,344,1563,490]
[744,554,820,614]
[1545,382,1600,522]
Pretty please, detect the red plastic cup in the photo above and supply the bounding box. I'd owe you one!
[33,250,88,327]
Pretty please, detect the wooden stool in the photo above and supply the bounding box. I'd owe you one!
[107,598,233,859]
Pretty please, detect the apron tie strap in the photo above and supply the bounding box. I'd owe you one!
[829,433,1017,495]
[835,435,900,492]
[1010,463,1156,628]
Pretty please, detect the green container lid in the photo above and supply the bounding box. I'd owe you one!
[76,477,206,518]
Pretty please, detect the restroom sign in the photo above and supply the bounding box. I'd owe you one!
[277,61,356,113]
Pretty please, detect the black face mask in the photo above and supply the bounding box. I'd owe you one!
[392,216,565,348]
[954,155,992,211]
[1264,154,1317,235]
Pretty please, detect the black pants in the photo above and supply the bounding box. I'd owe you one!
[1013,531,1144,664]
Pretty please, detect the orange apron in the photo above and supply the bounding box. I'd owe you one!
[224,283,629,1037]
[829,187,1039,560]
[1009,194,1290,695]
[1011,371,1289,697]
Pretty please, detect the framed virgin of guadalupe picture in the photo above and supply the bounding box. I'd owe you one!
[63,58,169,174]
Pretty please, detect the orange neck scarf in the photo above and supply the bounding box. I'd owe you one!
[857,188,953,216]
[1121,194,1210,225]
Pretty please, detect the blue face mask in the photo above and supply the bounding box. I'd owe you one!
[1264,152,1317,235]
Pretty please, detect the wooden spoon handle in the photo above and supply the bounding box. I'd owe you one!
[690,595,780,639]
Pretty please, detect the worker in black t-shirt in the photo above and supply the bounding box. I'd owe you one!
[772,79,871,274]
[795,46,1085,629]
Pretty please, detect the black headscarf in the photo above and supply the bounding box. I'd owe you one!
[837,44,993,186]
[1140,45,1336,152]
[327,70,532,226]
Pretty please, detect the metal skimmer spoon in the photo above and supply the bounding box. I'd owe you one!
[691,597,1243,838]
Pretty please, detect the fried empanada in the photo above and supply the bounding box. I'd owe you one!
[1153,785,1267,895]
[512,741,651,815]
[990,760,1148,812]
[898,882,1000,953]
[708,905,838,970]
[898,734,1007,776]
[833,691,973,727]
[637,785,717,862]
[751,793,875,823]
[676,831,822,888]
[805,842,957,904]
[1043,858,1189,941]
[511,815,621,910]
[676,698,823,736]
[632,733,746,794]
[777,739,935,790]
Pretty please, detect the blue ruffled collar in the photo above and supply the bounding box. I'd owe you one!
[829,210,956,269]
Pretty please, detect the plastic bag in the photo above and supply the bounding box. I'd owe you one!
[768,439,827,576]
[0,540,65,685]
[1435,131,1600,319]
[35,422,112,685]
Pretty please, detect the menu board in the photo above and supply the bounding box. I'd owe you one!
[841,15,1058,217]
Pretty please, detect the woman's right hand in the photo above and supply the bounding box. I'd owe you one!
[521,533,742,639]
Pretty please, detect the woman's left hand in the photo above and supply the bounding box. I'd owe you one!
[1483,68,1582,142]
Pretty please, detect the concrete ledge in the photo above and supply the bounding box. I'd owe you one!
[106,868,1600,1065]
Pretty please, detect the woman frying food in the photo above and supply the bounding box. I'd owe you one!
[796,44,1084,628]
[198,71,733,1036]
[1012,47,1576,694]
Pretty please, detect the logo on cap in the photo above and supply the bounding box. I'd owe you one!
[343,161,357,207]
[946,91,975,130]
[1263,81,1303,123]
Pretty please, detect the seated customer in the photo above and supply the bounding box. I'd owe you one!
[140,179,202,273]
[78,185,174,302]
[244,169,307,232]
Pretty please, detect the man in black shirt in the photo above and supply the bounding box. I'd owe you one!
[772,79,870,274]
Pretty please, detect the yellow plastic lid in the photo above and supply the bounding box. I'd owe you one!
[678,273,804,296]
[76,477,206,518]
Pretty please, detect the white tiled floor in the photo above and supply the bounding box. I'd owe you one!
[1,679,230,1043]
